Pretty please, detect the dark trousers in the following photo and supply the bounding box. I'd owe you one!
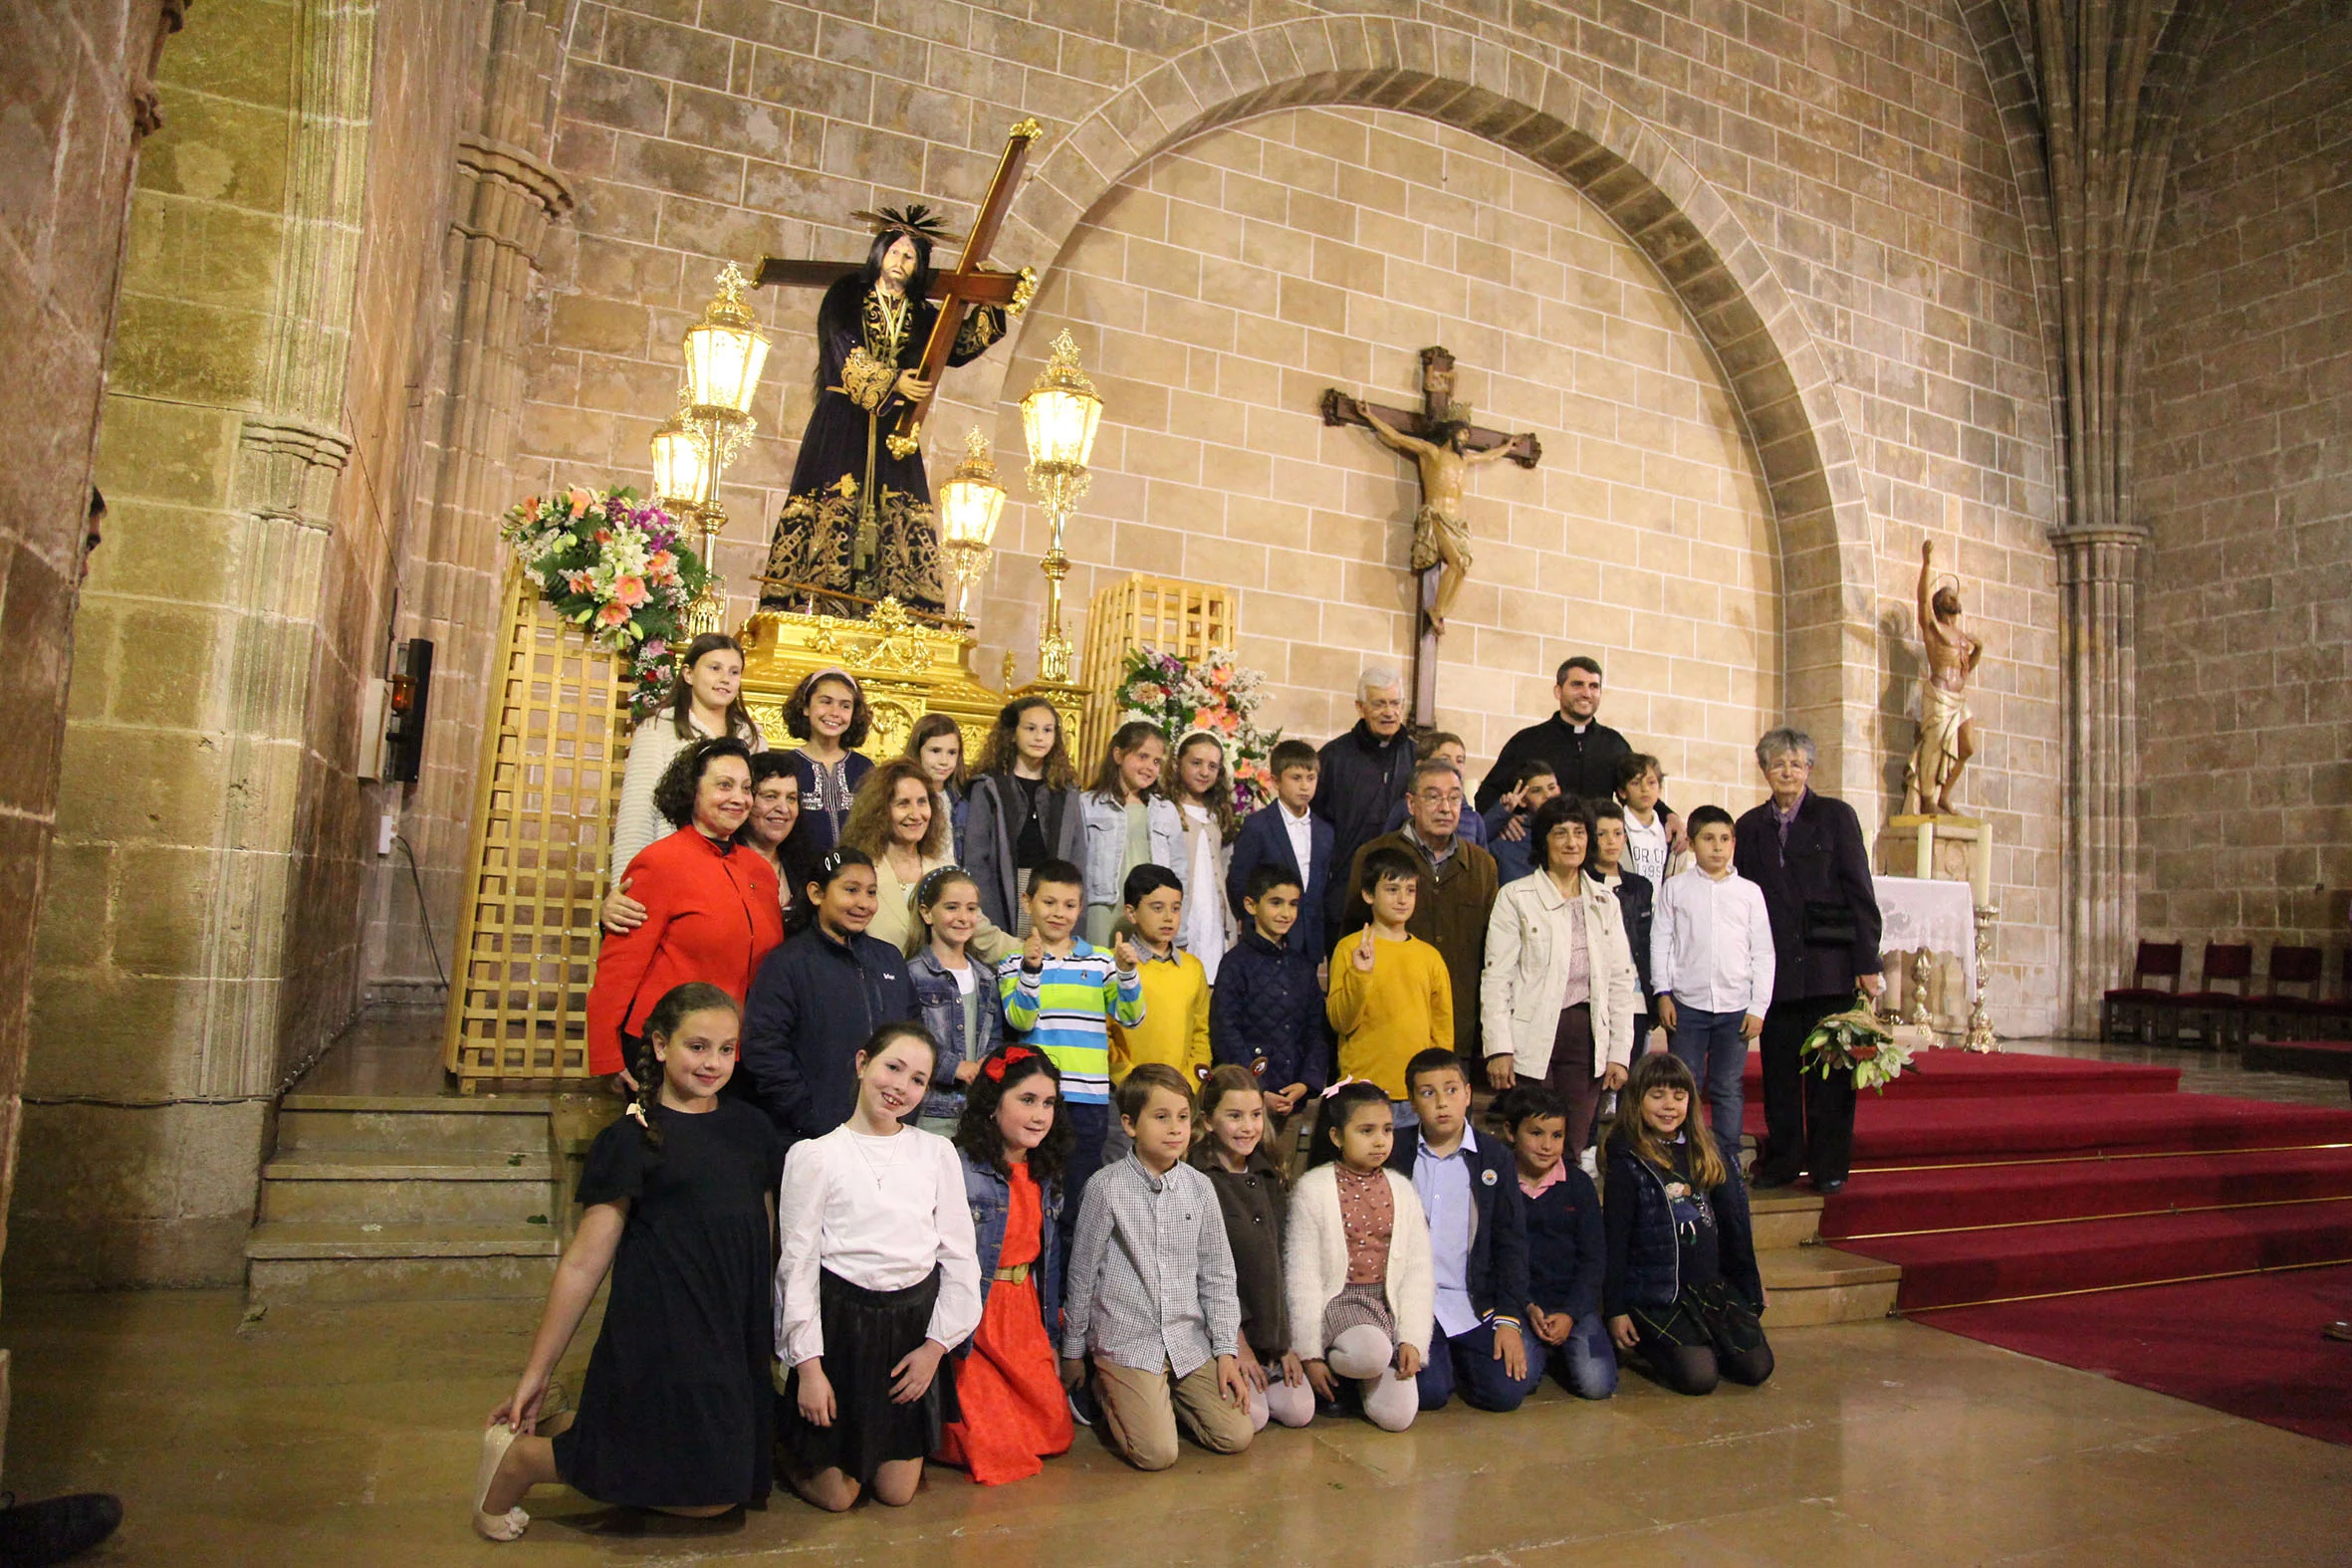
[1755,994,1857,1185]
[1416,1318,1545,1413]
[1058,1102,1111,1258]
[1544,1005,1602,1153]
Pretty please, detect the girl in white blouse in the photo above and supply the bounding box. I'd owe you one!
[775,1022,982,1512]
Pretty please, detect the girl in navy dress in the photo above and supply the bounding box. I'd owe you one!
[472,983,782,1539]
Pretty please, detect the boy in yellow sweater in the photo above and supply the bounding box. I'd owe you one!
[1327,844,1453,1127]
[1109,864,1212,1085]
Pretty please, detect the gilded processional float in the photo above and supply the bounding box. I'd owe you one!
[441,122,1240,1087]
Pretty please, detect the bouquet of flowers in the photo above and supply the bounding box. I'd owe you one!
[1115,646,1283,812]
[500,486,710,720]
[1798,992,1917,1093]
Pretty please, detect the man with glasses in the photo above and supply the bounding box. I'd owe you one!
[1312,666,1418,941]
[1342,759,1500,1088]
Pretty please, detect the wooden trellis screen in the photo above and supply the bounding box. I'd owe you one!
[1076,573,1238,758]
[442,570,630,1086]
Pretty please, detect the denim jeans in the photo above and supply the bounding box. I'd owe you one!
[1668,1006,1749,1145]
[1544,1310,1618,1400]
[1058,1101,1111,1259]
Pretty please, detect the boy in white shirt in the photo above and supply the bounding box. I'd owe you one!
[1649,805,1774,1145]
[1614,754,1677,896]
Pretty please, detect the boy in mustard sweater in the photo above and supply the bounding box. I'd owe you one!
[1327,844,1454,1129]
[1110,864,1212,1085]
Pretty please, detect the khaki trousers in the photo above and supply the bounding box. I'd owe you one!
[1089,1354,1255,1471]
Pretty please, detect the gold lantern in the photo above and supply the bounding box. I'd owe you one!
[672,262,770,635]
[937,428,1006,628]
[1019,330,1102,682]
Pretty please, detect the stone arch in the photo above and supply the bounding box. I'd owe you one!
[954,19,1879,794]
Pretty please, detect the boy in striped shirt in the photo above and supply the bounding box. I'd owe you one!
[1002,857,1145,1254]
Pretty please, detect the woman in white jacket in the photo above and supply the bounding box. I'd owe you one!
[1284,1080,1433,1432]
[1481,795,1641,1165]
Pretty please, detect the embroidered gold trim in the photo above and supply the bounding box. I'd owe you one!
[840,347,897,411]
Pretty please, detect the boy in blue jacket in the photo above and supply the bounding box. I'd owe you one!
[1209,864,1329,1133]
[1497,1084,1614,1398]
[1387,1047,1542,1413]
[1226,740,1333,971]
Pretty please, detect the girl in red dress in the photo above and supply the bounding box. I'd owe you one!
[937,1044,1076,1484]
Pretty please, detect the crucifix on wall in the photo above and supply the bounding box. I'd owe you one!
[1322,346,1541,725]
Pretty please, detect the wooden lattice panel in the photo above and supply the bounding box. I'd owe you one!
[1076,573,1237,757]
[443,571,630,1086]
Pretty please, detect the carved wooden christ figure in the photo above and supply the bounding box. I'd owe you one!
[755,122,1041,617]
[1322,346,1540,636]
[1903,538,1986,816]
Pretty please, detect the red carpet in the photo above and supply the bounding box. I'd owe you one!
[1732,1048,2352,1309]
[1929,1264,2352,1446]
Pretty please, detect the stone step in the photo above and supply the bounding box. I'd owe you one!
[256,1150,556,1227]
[1757,1244,1903,1328]
[275,1098,552,1157]
[1749,1192,1824,1250]
[244,1222,562,1305]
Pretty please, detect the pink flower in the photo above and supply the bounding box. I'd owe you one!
[563,569,593,594]
[646,551,676,579]
[642,639,668,660]
[613,574,648,608]
[567,487,595,518]
[596,600,632,628]
[519,495,540,516]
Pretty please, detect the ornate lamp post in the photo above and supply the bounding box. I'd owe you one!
[648,410,709,518]
[936,428,1006,628]
[674,261,770,634]
[1019,330,1101,684]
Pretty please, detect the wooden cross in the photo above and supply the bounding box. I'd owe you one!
[756,119,1044,460]
[1322,346,1541,725]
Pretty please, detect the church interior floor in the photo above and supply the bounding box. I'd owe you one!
[6,1283,2350,1566]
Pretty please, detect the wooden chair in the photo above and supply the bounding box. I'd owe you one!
[2174,943,2254,1049]
[2102,942,2184,1043]
[2244,945,2324,1043]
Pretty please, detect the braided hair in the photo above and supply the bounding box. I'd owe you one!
[626,982,741,1152]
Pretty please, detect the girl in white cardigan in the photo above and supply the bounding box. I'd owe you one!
[1284,1080,1433,1432]
[1480,796,1641,1165]
[606,633,767,921]
[776,1022,981,1513]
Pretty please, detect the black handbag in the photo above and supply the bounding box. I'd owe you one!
[1802,898,1860,948]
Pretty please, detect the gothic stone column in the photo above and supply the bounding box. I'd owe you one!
[2055,528,2143,1035]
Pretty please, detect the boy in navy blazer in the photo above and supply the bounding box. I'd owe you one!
[1226,740,1334,968]
[1387,1048,1542,1413]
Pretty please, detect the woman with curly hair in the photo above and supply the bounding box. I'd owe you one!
[839,757,1012,959]
[584,739,785,1085]
[936,1044,1075,1485]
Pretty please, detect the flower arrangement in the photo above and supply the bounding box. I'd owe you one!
[500,486,710,720]
[1114,646,1283,812]
[1799,993,1917,1094]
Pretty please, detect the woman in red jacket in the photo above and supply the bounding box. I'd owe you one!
[587,738,786,1083]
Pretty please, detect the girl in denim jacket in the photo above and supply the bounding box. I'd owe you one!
[906,868,1002,1135]
[937,1045,1073,1485]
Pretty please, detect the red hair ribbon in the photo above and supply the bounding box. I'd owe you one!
[983,1045,1037,1083]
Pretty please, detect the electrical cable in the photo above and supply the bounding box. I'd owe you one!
[394,832,450,989]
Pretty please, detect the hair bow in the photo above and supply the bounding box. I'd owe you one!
[983,1045,1037,1083]
[624,1101,649,1127]
[1319,1076,1364,1100]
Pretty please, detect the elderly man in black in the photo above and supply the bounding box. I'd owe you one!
[1311,665,1416,939]
[1735,728,1884,1195]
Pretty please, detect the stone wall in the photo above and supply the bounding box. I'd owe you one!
[515,1,2067,1027]
[2134,0,2352,983]
[0,0,183,1472]
[16,0,489,1289]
